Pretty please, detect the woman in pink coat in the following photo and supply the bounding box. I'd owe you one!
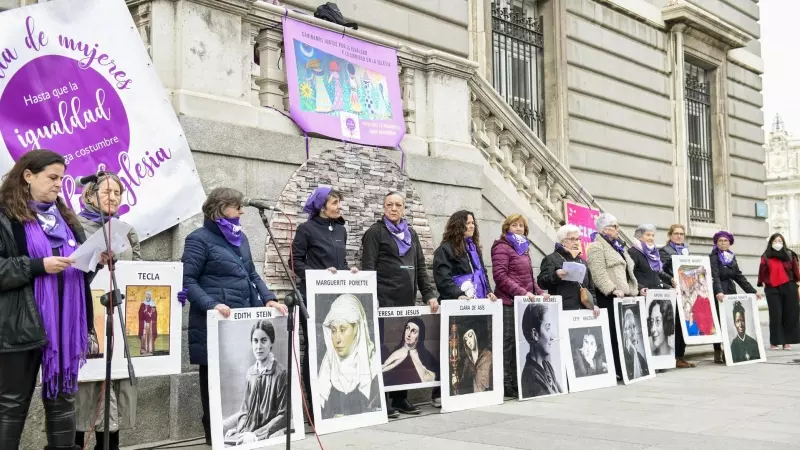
[490,214,543,398]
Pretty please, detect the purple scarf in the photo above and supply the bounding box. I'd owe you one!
[717,248,735,266]
[24,208,87,400]
[603,233,626,257]
[452,238,489,299]
[505,232,529,256]
[29,201,72,248]
[637,240,663,272]
[669,241,689,256]
[215,217,243,247]
[78,203,118,223]
[384,216,411,256]
[303,186,332,216]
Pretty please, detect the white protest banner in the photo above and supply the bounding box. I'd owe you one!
[0,0,205,240]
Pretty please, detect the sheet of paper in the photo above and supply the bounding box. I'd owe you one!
[71,219,133,272]
[562,261,587,283]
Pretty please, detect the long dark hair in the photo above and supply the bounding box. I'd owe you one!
[764,233,792,261]
[441,210,480,257]
[0,150,80,230]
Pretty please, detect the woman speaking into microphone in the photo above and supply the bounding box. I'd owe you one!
[73,172,142,450]
[0,150,107,450]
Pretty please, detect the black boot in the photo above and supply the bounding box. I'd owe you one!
[94,431,120,450]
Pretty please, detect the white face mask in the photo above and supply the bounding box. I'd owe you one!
[773,243,784,251]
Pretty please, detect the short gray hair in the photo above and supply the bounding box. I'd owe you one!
[202,187,244,220]
[595,213,618,231]
[557,224,581,243]
[634,224,657,239]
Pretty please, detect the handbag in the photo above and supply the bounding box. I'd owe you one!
[556,252,589,302]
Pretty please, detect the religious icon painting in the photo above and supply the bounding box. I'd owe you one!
[207,307,305,449]
[305,270,387,435]
[378,306,441,392]
[673,255,723,345]
[562,309,617,393]
[720,294,767,366]
[614,297,655,385]
[87,289,107,360]
[513,296,566,401]
[125,285,171,358]
[645,289,677,370]
[439,299,503,413]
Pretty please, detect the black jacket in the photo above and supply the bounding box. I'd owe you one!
[361,220,436,307]
[182,220,276,365]
[433,240,492,300]
[709,248,756,296]
[658,244,680,278]
[0,210,94,354]
[628,246,672,290]
[292,215,348,296]
[538,245,595,311]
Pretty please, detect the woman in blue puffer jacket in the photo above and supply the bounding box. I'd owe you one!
[181,187,286,445]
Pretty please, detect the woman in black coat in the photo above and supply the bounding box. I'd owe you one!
[709,231,758,363]
[628,224,674,291]
[0,150,105,450]
[182,187,285,445]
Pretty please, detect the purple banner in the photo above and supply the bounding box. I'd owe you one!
[282,18,405,147]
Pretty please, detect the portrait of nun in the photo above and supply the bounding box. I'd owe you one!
[138,289,158,356]
[318,294,382,419]
[222,319,288,445]
[520,303,563,398]
[451,320,493,395]
[382,317,439,386]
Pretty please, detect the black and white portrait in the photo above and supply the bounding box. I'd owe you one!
[379,309,440,391]
[515,298,565,400]
[721,294,766,366]
[315,292,382,420]
[645,289,678,370]
[207,308,305,449]
[568,327,607,378]
[614,298,654,385]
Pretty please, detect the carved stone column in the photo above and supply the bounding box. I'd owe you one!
[526,158,544,214]
[485,116,505,172]
[255,26,286,110]
[498,131,518,186]
[129,1,152,59]
[400,65,416,135]
[471,95,490,156]
[513,146,531,201]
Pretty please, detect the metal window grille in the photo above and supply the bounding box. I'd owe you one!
[491,2,545,139]
[685,62,714,223]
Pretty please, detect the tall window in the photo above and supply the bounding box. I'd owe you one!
[685,61,714,223]
[491,0,545,139]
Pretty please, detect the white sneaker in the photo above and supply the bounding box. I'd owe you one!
[430,397,441,408]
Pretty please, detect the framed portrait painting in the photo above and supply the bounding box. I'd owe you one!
[562,309,617,393]
[378,306,441,392]
[673,255,722,345]
[720,294,766,366]
[513,296,566,401]
[614,297,655,385]
[645,289,678,370]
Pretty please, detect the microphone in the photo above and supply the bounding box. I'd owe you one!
[243,197,282,212]
[76,174,99,187]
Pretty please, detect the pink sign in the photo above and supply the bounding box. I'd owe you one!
[565,201,600,256]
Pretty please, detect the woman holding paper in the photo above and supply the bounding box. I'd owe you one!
[0,150,106,450]
[538,224,598,314]
[181,187,285,445]
[490,213,544,398]
[74,172,142,450]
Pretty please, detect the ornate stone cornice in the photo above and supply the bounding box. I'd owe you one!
[662,0,751,49]
[184,0,254,17]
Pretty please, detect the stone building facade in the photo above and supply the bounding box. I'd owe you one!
[1,0,768,447]
[765,115,800,250]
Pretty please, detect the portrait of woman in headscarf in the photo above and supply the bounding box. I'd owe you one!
[678,267,715,337]
[381,317,439,387]
[452,323,493,395]
[317,294,381,419]
[138,289,158,356]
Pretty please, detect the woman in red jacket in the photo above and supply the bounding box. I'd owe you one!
[757,233,800,350]
[490,214,543,399]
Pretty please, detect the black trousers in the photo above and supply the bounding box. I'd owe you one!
[300,313,314,423]
[75,430,119,450]
[765,283,800,346]
[674,310,686,358]
[0,349,77,449]
[198,365,211,442]
[502,304,517,393]
[713,299,722,352]
[598,293,622,378]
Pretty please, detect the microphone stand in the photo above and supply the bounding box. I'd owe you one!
[94,185,137,450]
[256,208,309,450]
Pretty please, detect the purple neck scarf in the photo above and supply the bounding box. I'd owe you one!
[215,217,243,247]
[637,240,663,272]
[505,232,529,256]
[717,248,735,266]
[670,241,689,256]
[24,217,87,400]
[303,186,332,216]
[78,203,117,223]
[29,201,71,248]
[452,238,488,299]
[384,216,412,256]
[603,233,626,257]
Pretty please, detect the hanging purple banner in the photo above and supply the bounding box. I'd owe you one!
[282,18,405,147]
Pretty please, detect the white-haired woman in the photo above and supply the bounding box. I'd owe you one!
[538,224,598,315]
[628,224,674,291]
[317,294,381,419]
[586,213,642,379]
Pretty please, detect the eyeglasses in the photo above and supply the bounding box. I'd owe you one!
[564,237,581,242]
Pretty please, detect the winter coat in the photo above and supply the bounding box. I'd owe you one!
[628,246,672,290]
[77,214,141,262]
[538,245,595,311]
[361,220,436,307]
[586,236,638,305]
[182,220,276,365]
[757,250,800,288]
[0,210,95,354]
[709,248,756,296]
[658,244,683,278]
[490,238,542,306]
[433,240,492,300]
[292,215,348,297]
